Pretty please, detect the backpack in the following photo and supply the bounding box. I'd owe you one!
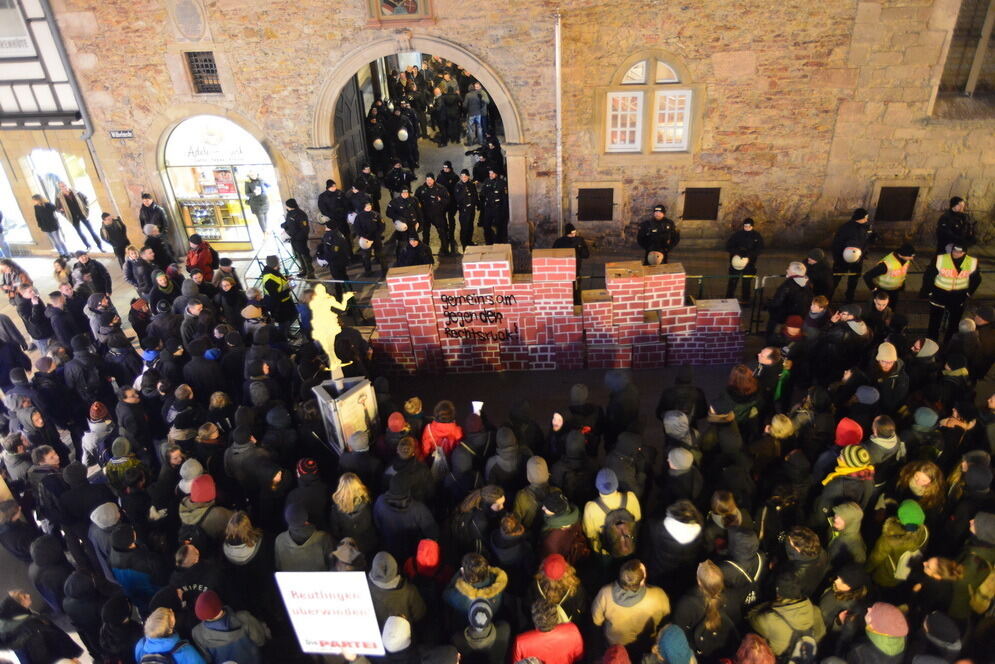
[595,494,637,559]
[891,526,928,581]
[140,639,188,664]
[772,612,817,664]
[177,505,215,552]
[725,554,763,609]
[209,246,220,270]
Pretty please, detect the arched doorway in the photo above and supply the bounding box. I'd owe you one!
[312,34,528,248]
[162,114,283,251]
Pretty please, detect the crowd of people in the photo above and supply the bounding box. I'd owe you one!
[0,157,991,664]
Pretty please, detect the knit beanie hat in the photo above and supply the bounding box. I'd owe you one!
[178,458,204,494]
[296,458,319,477]
[415,539,440,570]
[596,468,618,495]
[194,590,223,621]
[369,551,401,589]
[382,616,412,653]
[496,426,516,448]
[110,437,131,458]
[526,457,549,485]
[656,624,693,664]
[916,338,940,358]
[972,512,995,545]
[541,554,567,581]
[467,599,493,632]
[835,418,864,447]
[897,499,926,528]
[914,407,939,429]
[876,342,898,363]
[923,611,961,654]
[388,412,407,432]
[964,463,993,492]
[283,500,308,528]
[542,492,569,516]
[190,475,216,503]
[569,383,589,406]
[101,594,133,624]
[668,447,694,471]
[62,462,87,487]
[89,401,109,421]
[855,385,880,405]
[866,602,908,656]
[837,563,870,590]
[839,444,870,468]
[349,430,370,452]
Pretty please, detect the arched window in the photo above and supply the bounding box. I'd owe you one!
[606,58,693,153]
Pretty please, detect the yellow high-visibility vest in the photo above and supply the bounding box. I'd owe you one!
[873,253,910,290]
[934,253,977,292]
[261,272,292,302]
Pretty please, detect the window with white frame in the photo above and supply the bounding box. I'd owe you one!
[605,91,643,152]
[605,58,694,154]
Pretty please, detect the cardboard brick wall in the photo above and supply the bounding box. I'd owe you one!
[370,246,745,375]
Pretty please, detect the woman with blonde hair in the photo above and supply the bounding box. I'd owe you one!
[329,472,377,554]
[672,560,738,659]
[528,553,587,624]
[748,413,794,477]
[133,606,206,663]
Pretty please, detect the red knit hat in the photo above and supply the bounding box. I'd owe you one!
[89,401,109,421]
[387,412,407,433]
[296,458,318,477]
[190,475,216,503]
[835,417,863,447]
[194,590,223,621]
[416,539,440,570]
[542,554,567,580]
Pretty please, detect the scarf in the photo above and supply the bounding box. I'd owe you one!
[157,280,175,295]
[822,464,874,486]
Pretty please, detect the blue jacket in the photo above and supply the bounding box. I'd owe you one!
[191,608,269,664]
[134,633,206,664]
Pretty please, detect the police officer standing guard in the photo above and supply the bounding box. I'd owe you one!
[936,196,974,256]
[920,242,981,342]
[416,173,452,256]
[386,188,423,259]
[454,169,479,250]
[637,204,680,265]
[862,243,915,307]
[831,208,874,304]
[725,218,764,301]
[479,167,509,245]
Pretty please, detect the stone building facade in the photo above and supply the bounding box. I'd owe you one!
[1,0,991,256]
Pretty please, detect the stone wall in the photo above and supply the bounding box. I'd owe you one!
[36,0,995,253]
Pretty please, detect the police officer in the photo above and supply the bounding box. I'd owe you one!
[317,179,352,261]
[862,243,915,307]
[383,159,416,199]
[415,173,452,255]
[260,255,297,336]
[386,188,423,258]
[454,169,479,250]
[354,164,382,212]
[437,161,459,250]
[831,207,874,304]
[636,204,679,265]
[317,223,352,299]
[920,242,981,342]
[353,201,386,277]
[936,196,974,255]
[280,198,314,279]
[479,167,509,245]
[725,217,764,301]
[345,183,371,215]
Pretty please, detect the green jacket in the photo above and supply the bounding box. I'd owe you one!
[748,598,825,656]
[865,517,928,588]
[951,541,995,620]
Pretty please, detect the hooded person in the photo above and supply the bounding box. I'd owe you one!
[605,432,648,496]
[372,472,440,562]
[450,599,512,664]
[718,526,765,625]
[422,399,465,460]
[383,437,436,506]
[88,501,121,581]
[644,500,704,597]
[582,468,642,558]
[659,446,703,509]
[381,615,418,664]
[274,499,333,572]
[484,426,527,496]
[0,594,83,663]
[848,602,908,663]
[550,429,596,508]
[99,593,145,662]
[567,382,606,455]
[826,501,867,569]
[604,369,640,448]
[104,436,146,495]
[368,550,428,628]
[191,589,270,664]
[656,366,709,425]
[62,570,107,656]
[402,538,455,611]
[747,575,825,658]
[28,534,73,613]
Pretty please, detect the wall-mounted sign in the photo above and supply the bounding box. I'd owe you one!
[0,2,34,58]
[109,130,134,139]
[164,115,271,166]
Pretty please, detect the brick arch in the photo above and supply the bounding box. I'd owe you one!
[311,33,523,147]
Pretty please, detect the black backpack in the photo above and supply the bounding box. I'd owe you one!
[176,505,215,552]
[140,639,188,663]
[209,246,220,270]
[595,494,637,558]
[772,612,817,664]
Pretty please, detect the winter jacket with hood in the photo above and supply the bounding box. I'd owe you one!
[28,534,72,613]
[274,524,333,572]
[62,571,106,656]
[178,497,233,543]
[134,632,206,664]
[866,517,928,587]
[330,500,379,555]
[605,432,647,496]
[827,501,867,568]
[550,431,596,507]
[604,370,640,447]
[191,606,270,664]
[510,622,584,664]
[719,527,766,624]
[484,428,527,496]
[443,565,509,620]
[88,502,121,580]
[591,581,670,646]
[781,541,830,598]
[369,552,428,628]
[373,491,439,561]
[643,513,702,592]
[0,596,83,663]
[748,597,825,656]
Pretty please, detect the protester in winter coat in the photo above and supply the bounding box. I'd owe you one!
[827,501,867,569]
[368,551,428,628]
[373,473,439,561]
[643,500,703,597]
[866,500,929,589]
[747,575,825,658]
[134,606,207,664]
[719,527,765,625]
[582,468,641,558]
[443,552,509,625]
[509,599,584,664]
[191,589,270,664]
[671,561,738,660]
[28,534,73,613]
[450,600,511,664]
[0,593,83,662]
[846,601,908,663]
[99,594,144,662]
[274,501,332,572]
